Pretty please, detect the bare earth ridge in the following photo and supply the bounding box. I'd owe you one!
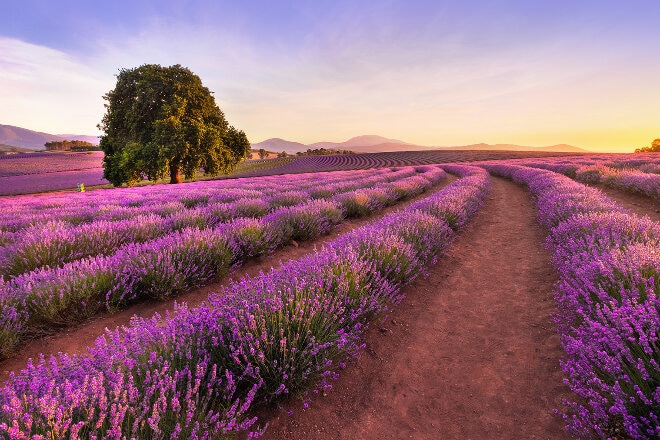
[257,177,573,440]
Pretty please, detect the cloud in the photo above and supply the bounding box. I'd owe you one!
[0,37,110,134]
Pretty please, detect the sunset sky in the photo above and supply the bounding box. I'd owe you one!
[1,0,659,152]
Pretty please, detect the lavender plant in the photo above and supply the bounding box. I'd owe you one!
[0,165,489,438]
[0,166,449,357]
[264,200,343,242]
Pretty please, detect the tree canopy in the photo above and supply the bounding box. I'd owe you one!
[99,64,250,185]
[635,138,660,153]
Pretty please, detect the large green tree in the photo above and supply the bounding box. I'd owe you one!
[99,64,250,185]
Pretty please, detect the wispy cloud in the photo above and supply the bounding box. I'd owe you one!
[1,1,659,151]
[0,38,109,134]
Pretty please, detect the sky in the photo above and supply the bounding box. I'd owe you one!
[1,1,659,152]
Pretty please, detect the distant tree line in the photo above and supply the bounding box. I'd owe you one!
[0,145,30,155]
[247,147,356,160]
[249,149,287,159]
[45,140,100,152]
[296,148,355,156]
[634,138,660,153]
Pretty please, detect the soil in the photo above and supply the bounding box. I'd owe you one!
[0,176,456,383]
[255,177,573,440]
[594,184,660,223]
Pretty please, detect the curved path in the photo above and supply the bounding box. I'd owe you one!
[259,177,572,440]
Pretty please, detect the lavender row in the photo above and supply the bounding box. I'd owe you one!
[8,165,420,213]
[482,163,659,439]
[0,165,489,439]
[0,166,421,233]
[574,166,660,202]
[0,168,109,197]
[0,168,447,358]
[0,166,422,232]
[604,169,660,200]
[500,154,660,202]
[236,150,577,176]
[0,167,445,278]
[508,152,660,178]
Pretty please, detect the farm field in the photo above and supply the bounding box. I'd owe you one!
[0,149,578,196]
[0,152,659,439]
[0,153,296,196]
[0,172,461,382]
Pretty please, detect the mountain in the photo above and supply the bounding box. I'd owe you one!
[251,135,414,154]
[437,143,588,152]
[250,138,309,153]
[534,144,587,152]
[344,142,429,153]
[309,135,410,150]
[0,125,99,150]
[253,135,589,154]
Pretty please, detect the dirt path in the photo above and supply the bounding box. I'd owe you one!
[1,177,455,383]
[257,177,572,440]
[594,184,660,223]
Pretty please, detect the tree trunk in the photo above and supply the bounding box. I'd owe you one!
[170,164,182,184]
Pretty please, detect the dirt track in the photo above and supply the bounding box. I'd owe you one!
[259,177,573,440]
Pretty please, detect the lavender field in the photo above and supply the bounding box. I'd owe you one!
[0,149,577,196]
[0,153,659,439]
[0,152,105,178]
[0,152,108,195]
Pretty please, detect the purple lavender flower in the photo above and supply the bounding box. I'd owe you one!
[0,165,489,438]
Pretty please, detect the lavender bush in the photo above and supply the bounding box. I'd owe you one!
[0,166,449,357]
[0,167,446,278]
[0,165,489,439]
[501,153,660,204]
[263,200,343,242]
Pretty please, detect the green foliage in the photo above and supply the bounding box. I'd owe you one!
[44,140,97,151]
[295,148,355,156]
[99,64,251,186]
[634,138,660,153]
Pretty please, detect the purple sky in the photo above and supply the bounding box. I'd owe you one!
[1,0,659,152]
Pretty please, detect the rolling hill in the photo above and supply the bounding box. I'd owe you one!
[438,143,587,153]
[0,125,99,150]
[308,135,412,150]
[250,138,309,153]
[4,124,588,154]
[251,135,589,154]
